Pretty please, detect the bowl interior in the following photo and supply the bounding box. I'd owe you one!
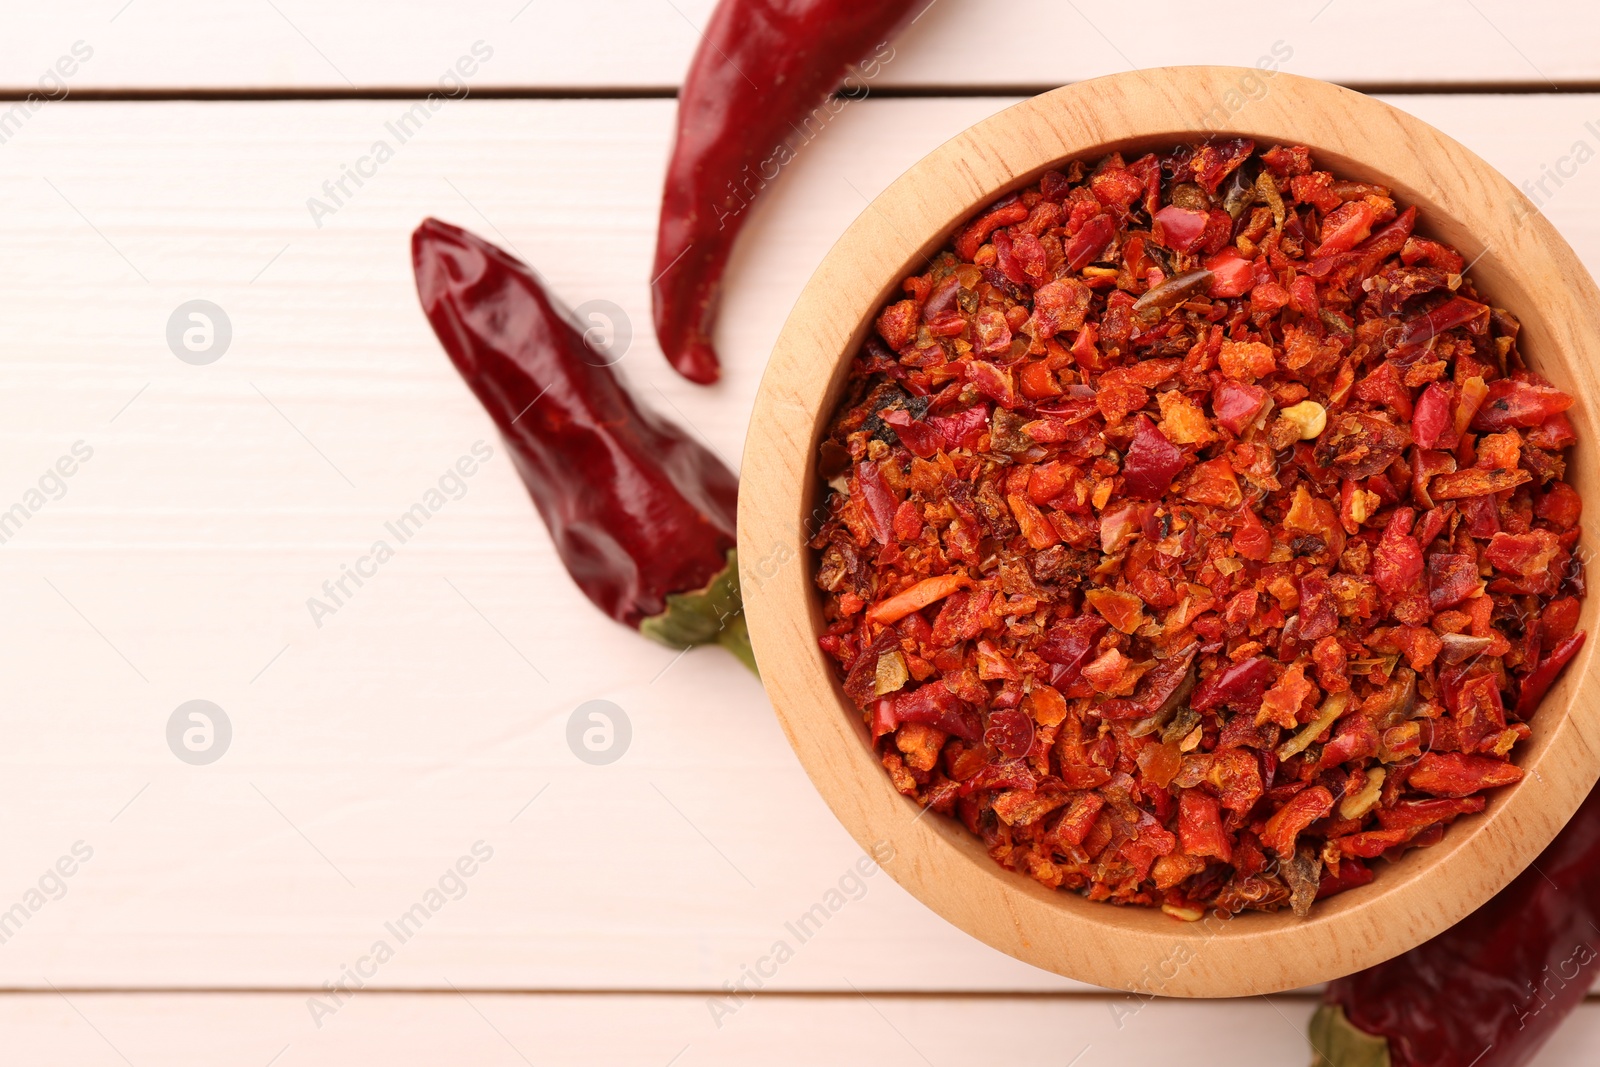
[738,66,1600,996]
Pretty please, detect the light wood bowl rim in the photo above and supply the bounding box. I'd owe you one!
[737,66,1600,997]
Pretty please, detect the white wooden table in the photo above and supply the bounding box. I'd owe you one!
[2,2,1598,1063]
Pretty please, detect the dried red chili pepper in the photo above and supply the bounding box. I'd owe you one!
[652,0,923,383]
[413,218,753,670]
[811,141,1585,917]
[1311,780,1600,1067]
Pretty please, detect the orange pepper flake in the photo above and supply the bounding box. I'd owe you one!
[1157,390,1217,446]
[1085,588,1146,634]
[1082,647,1136,694]
[1258,661,1317,728]
[866,574,970,625]
[1218,340,1277,382]
[1183,457,1243,508]
[1024,683,1069,728]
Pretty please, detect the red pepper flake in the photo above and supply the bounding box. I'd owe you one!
[1205,250,1255,298]
[1153,205,1209,253]
[1410,752,1525,797]
[812,141,1584,919]
[1192,656,1272,713]
[1471,377,1575,431]
[1122,416,1185,500]
[1264,786,1334,858]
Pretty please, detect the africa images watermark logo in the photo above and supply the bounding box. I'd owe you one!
[305,841,494,1027]
[166,299,232,365]
[567,700,631,765]
[705,841,895,1028]
[306,41,494,228]
[0,441,94,547]
[0,40,93,146]
[0,842,94,947]
[305,441,494,628]
[166,700,232,766]
[712,39,896,232]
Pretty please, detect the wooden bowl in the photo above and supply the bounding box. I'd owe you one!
[737,66,1600,997]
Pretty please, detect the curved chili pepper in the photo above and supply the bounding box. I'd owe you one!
[652,0,923,384]
[413,217,754,671]
[1310,750,1600,1067]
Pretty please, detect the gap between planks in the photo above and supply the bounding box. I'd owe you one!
[0,987,1595,1001]
[8,81,1600,103]
[0,987,1321,999]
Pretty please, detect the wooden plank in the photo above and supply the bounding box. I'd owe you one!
[6,991,1599,1065]
[1,1,1598,93]
[0,992,1319,1065]
[0,94,1596,993]
[0,94,1080,994]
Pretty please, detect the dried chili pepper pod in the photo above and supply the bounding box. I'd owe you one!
[1310,749,1600,1067]
[413,217,754,672]
[652,0,923,384]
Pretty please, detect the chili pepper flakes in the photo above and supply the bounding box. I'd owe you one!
[811,142,1586,919]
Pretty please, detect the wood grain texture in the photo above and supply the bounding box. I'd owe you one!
[0,1,1597,92]
[0,94,1082,994]
[2,92,1600,1007]
[740,68,1600,997]
[4,991,1596,1066]
[0,991,1333,1066]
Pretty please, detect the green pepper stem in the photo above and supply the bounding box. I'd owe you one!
[715,611,758,675]
[1307,1004,1391,1067]
[638,549,759,677]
